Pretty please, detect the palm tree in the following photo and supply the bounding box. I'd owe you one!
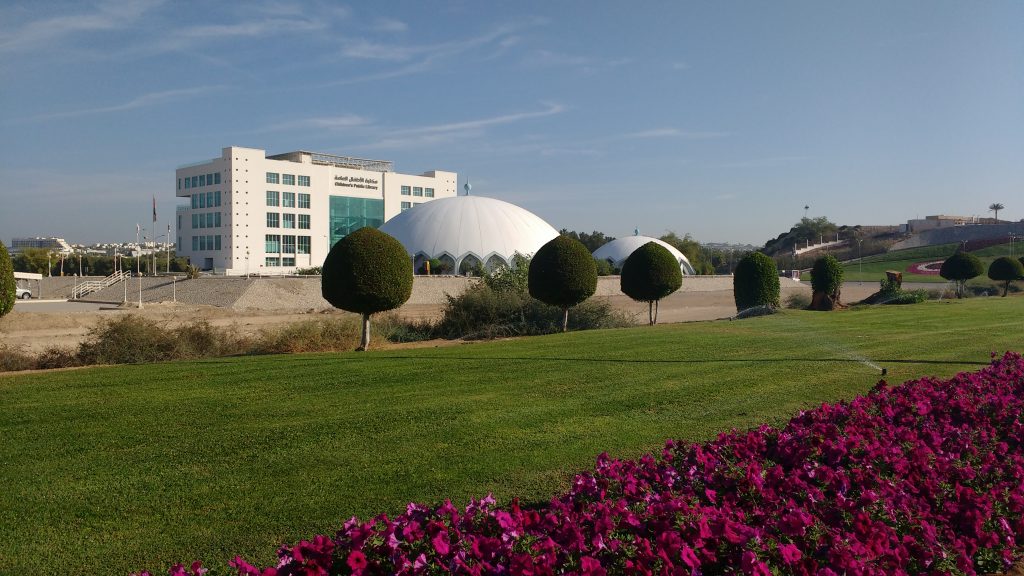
[989,203,1005,222]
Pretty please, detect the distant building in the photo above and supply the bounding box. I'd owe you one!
[905,215,996,233]
[10,237,73,254]
[175,146,457,275]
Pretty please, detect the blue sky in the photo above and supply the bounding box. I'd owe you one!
[1,1,1021,246]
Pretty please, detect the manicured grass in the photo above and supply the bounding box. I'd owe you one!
[806,242,1023,283]
[2,297,1023,574]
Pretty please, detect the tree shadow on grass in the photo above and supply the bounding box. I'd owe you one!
[252,355,990,367]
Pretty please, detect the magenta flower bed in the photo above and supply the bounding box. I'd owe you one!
[148,353,1024,576]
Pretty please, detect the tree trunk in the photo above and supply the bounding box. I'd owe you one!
[1004,280,1010,297]
[561,308,569,332]
[648,301,654,326]
[654,300,659,325]
[358,313,371,351]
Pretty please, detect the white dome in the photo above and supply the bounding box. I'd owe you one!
[379,195,559,273]
[592,235,697,275]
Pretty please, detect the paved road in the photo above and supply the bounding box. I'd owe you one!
[12,300,120,313]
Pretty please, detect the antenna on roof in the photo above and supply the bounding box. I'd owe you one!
[634,227,639,236]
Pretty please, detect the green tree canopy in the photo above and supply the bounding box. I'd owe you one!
[558,229,615,253]
[987,256,1023,297]
[528,235,597,332]
[620,242,683,325]
[658,232,709,274]
[733,252,780,313]
[0,241,15,318]
[321,227,413,350]
[940,252,984,299]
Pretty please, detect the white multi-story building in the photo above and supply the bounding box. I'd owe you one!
[175,146,457,275]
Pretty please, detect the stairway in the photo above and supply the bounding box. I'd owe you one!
[71,270,132,300]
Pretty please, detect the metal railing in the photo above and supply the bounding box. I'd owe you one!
[72,270,132,300]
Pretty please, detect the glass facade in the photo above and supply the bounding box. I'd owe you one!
[329,196,383,248]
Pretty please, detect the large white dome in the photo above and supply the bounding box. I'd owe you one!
[592,235,697,275]
[378,195,559,273]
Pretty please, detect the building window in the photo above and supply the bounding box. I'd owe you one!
[191,176,199,188]
[192,214,199,229]
[266,172,279,184]
[266,191,279,206]
[206,191,214,207]
[282,174,295,186]
[267,212,279,227]
[214,173,221,185]
[177,214,181,230]
[425,187,434,197]
[199,174,206,187]
[298,236,311,254]
[215,235,221,250]
[215,212,222,227]
[282,235,296,254]
[298,175,310,187]
[265,257,280,267]
[282,213,295,229]
[401,201,412,211]
[298,193,310,209]
[282,192,295,207]
[198,193,206,209]
[413,186,423,197]
[206,213,215,228]
[190,195,197,209]
[265,235,280,253]
[298,214,310,229]
[184,178,190,190]
[282,257,296,267]
[401,185,411,196]
[199,236,207,251]
[214,190,221,206]
[177,178,182,190]
[328,196,384,247]
[192,236,199,251]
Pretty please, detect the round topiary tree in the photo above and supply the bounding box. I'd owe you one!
[987,256,1024,297]
[528,235,597,332]
[939,252,984,299]
[733,252,780,313]
[620,242,683,325]
[321,227,413,351]
[808,254,844,310]
[0,240,15,318]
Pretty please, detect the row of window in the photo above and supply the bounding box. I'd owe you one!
[190,191,222,209]
[266,191,310,208]
[267,173,311,187]
[401,201,421,211]
[265,235,312,255]
[400,186,435,197]
[266,213,310,229]
[192,235,222,251]
[180,173,221,190]
[192,212,222,229]
[265,257,297,267]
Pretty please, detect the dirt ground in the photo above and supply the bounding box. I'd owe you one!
[0,283,881,354]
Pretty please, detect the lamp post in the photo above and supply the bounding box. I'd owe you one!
[136,226,143,309]
[858,239,863,276]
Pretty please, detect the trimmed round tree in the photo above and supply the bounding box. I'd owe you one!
[620,242,683,325]
[321,227,413,351]
[528,235,597,332]
[808,254,844,310]
[987,256,1024,297]
[0,240,14,318]
[732,252,780,313]
[939,252,984,299]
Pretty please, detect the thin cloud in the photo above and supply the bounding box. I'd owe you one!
[373,18,408,33]
[396,103,565,136]
[261,114,373,132]
[617,128,730,140]
[719,156,809,168]
[0,0,161,54]
[18,86,225,122]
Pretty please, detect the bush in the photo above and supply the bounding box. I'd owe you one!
[528,236,597,332]
[784,291,811,309]
[732,252,780,312]
[987,256,1024,297]
[809,254,843,295]
[0,344,36,372]
[77,315,179,365]
[620,242,682,325]
[321,227,413,350]
[251,317,361,354]
[294,266,322,276]
[593,258,616,276]
[0,240,15,318]
[939,252,984,299]
[861,277,928,305]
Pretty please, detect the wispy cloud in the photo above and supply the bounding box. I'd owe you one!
[519,49,632,72]
[372,17,408,33]
[261,114,373,133]
[719,156,809,168]
[0,0,161,54]
[18,86,225,122]
[621,128,729,140]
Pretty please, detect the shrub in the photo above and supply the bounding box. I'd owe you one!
[321,227,413,350]
[294,266,322,276]
[35,346,81,369]
[0,344,36,372]
[528,235,597,332]
[861,277,928,305]
[0,240,15,318]
[940,252,984,298]
[732,252,780,312]
[77,315,178,365]
[987,256,1024,297]
[251,317,360,354]
[482,254,529,293]
[167,353,1024,576]
[620,242,682,325]
[784,291,811,309]
[809,254,843,295]
[593,257,616,276]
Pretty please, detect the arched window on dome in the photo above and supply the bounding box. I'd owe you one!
[459,254,483,277]
[485,254,508,273]
[436,254,455,275]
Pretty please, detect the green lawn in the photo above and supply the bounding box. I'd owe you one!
[804,242,1023,283]
[2,297,1023,574]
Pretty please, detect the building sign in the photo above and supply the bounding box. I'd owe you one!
[334,175,379,190]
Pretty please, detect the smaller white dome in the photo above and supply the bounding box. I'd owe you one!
[593,235,697,275]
